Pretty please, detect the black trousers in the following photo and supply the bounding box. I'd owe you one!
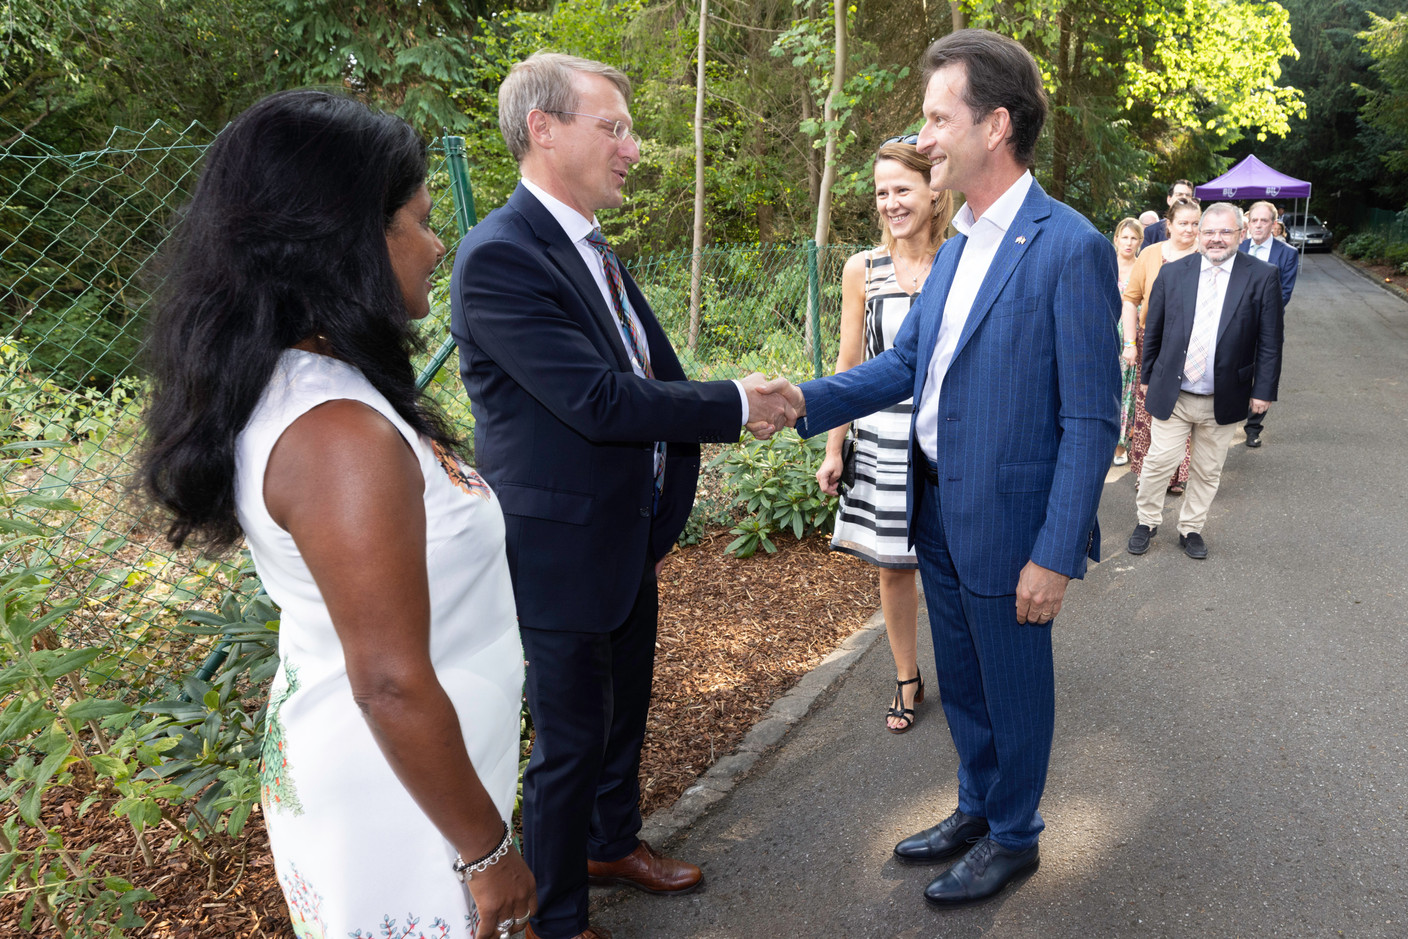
[520,562,658,939]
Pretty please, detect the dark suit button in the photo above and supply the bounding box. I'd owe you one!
[639,507,650,517]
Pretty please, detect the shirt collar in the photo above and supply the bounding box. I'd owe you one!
[521,178,598,243]
[951,171,1033,237]
[1200,252,1236,275]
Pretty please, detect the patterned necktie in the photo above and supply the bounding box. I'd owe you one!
[584,227,665,507]
[1184,265,1222,384]
[585,228,653,378]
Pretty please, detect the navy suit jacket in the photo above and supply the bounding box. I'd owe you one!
[1141,218,1169,249]
[1239,236,1298,307]
[796,180,1121,596]
[450,184,741,633]
[1141,252,1284,426]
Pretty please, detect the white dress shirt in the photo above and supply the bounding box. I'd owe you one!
[915,171,1034,462]
[1181,253,1236,395]
[1245,236,1273,263]
[521,179,748,423]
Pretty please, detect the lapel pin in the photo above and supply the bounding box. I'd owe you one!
[1015,235,1026,245]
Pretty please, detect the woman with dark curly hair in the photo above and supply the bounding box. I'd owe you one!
[139,90,535,939]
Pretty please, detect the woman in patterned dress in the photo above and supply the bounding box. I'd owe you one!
[1112,217,1144,466]
[138,91,535,939]
[1121,197,1200,493]
[816,136,953,734]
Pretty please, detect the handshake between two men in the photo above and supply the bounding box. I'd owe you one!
[739,373,807,441]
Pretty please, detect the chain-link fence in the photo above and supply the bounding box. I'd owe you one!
[2,121,856,704]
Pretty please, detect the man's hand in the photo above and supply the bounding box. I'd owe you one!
[1014,561,1070,625]
[1249,398,1271,415]
[740,373,802,440]
[1139,383,1148,396]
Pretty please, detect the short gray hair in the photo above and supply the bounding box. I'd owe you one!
[1201,202,1243,229]
[1247,200,1277,221]
[498,51,632,162]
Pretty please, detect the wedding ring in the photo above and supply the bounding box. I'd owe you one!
[515,915,532,925]
[498,918,514,939]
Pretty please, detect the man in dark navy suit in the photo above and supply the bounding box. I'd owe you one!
[1127,203,1284,560]
[772,29,1120,909]
[449,52,791,939]
[1239,200,1298,447]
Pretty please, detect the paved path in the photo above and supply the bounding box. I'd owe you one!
[592,254,1408,937]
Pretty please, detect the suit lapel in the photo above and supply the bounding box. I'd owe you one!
[913,233,966,399]
[1216,257,1252,343]
[949,180,1052,365]
[511,184,632,372]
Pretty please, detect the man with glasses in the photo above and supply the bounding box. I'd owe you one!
[1239,200,1299,447]
[1127,203,1284,560]
[1141,179,1199,248]
[449,52,793,939]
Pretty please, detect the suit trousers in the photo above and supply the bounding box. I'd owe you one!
[1136,391,1238,535]
[914,476,1053,851]
[520,562,658,939]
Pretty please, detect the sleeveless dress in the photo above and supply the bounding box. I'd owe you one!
[829,251,920,569]
[235,350,523,939]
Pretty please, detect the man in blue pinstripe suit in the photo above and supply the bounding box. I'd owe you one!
[772,29,1120,908]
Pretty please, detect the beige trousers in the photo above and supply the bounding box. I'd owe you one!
[1135,391,1238,535]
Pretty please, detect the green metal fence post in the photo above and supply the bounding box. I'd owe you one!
[416,135,479,391]
[807,239,822,379]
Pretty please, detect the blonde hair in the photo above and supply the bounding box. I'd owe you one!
[499,52,632,162]
[1114,216,1144,242]
[875,142,953,249]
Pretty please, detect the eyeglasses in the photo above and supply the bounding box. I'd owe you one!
[545,110,642,148]
[1199,228,1240,237]
[881,134,919,147]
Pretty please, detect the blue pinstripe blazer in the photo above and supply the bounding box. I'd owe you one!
[797,180,1121,596]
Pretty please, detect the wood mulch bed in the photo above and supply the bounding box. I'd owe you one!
[2,529,880,937]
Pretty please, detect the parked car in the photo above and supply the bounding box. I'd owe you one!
[1282,212,1333,252]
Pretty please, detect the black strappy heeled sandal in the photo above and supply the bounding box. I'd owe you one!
[886,674,925,734]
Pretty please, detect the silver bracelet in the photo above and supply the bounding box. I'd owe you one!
[452,822,512,883]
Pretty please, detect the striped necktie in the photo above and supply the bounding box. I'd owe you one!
[1184,265,1222,384]
[584,227,665,507]
[585,228,652,378]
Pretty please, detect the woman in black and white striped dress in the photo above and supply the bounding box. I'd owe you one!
[817,136,952,734]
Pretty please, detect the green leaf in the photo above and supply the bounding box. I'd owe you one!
[64,698,135,722]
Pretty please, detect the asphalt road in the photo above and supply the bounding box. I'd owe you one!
[592,253,1408,938]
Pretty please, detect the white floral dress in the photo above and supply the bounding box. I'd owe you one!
[235,350,523,938]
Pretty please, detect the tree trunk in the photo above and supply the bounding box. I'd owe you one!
[808,0,846,349]
[688,0,709,350]
[1049,7,1073,203]
[949,0,964,31]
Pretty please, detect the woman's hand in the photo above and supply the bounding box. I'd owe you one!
[816,452,843,496]
[469,845,536,939]
[1121,343,1138,368]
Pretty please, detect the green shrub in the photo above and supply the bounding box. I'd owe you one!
[1340,232,1387,260]
[710,429,836,557]
[1383,241,1408,267]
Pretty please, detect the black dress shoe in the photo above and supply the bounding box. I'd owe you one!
[1179,531,1207,559]
[923,837,1039,907]
[1127,523,1156,555]
[894,810,989,865]
[1245,433,1262,448]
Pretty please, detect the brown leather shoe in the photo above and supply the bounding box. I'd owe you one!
[587,840,702,894]
[524,925,611,939]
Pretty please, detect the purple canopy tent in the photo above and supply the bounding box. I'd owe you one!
[1195,154,1312,257]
